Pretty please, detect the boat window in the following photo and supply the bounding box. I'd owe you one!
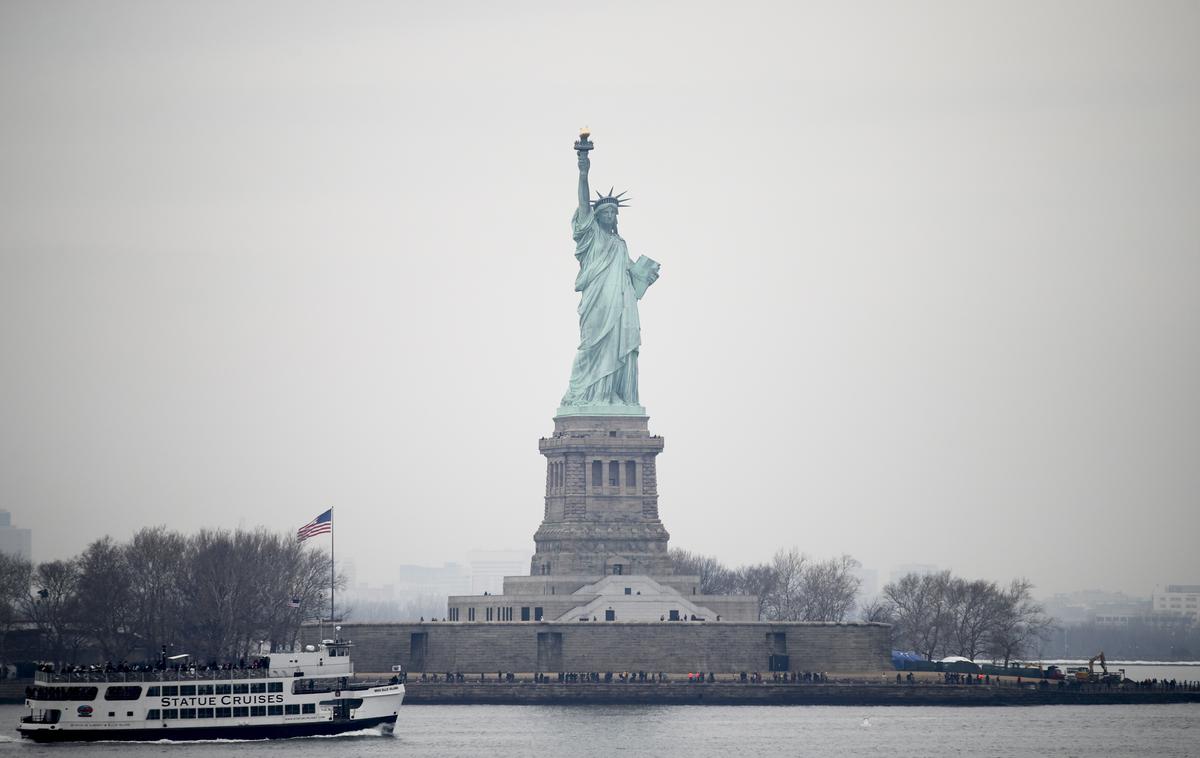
[179,685,196,696]
[104,686,142,701]
[146,686,160,697]
[28,686,99,701]
[233,707,249,718]
[250,683,266,694]
[162,686,179,696]
[232,684,249,694]
[285,704,300,715]
[250,706,266,717]
[197,708,214,719]
[302,703,316,714]
[197,684,214,695]
[162,709,178,720]
[145,709,160,720]
[215,684,231,695]
[216,707,231,718]
[267,705,283,716]
[179,708,196,719]
[268,682,283,693]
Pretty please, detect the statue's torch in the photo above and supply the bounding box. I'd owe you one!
[574,127,593,155]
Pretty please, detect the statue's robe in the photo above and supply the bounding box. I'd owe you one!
[561,206,642,407]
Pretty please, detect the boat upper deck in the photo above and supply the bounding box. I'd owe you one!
[35,641,356,685]
[35,667,289,684]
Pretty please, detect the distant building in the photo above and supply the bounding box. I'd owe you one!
[393,563,471,602]
[1045,589,1147,625]
[853,566,879,603]
[889,564,939,584]
[467,550,529,596]
[347,582,397,604]
[0,510,32,561]
[1090,600,1153,625]
[1152,585,1200,622]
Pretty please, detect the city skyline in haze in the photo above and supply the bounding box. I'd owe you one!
[2,1,1197,599]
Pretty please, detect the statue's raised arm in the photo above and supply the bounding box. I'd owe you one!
[575,129,593,215]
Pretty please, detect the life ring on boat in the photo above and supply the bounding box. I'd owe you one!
[334,690,341,697]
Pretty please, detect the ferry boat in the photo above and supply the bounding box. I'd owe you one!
[18,638,403,742]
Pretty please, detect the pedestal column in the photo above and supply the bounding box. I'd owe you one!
[533,415,670,576]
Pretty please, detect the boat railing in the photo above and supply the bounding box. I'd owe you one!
[34,668,295,684]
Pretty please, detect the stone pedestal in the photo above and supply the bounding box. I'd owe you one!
[532,415,671,577]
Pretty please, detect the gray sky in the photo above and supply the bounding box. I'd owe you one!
[2,0,1197,598]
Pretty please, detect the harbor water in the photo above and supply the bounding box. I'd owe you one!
[2,702,1197,757]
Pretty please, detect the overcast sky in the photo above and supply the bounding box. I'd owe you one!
[1,1,1196,598]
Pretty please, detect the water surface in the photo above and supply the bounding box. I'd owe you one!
[3,702,1196,757]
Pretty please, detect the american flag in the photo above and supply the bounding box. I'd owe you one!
[297,509,332,542]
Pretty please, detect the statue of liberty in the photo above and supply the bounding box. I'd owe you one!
[559,130,660,415]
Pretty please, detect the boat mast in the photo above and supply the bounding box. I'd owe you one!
[330,506,335,623]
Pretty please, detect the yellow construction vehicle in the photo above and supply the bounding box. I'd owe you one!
[1072,652,1124,684]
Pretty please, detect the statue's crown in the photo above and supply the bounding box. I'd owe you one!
[592,187,630,210]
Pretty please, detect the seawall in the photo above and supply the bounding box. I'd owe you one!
[300,620,892,674]
[396,681,1200,706]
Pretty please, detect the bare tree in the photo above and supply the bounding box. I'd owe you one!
[668,549,735,594]
[76,537,136,661]
[23,560,86,663]
[883,570,953,660]
[0,552,31,669]
[858,597,895,624]
[762,550,862,622]
[732,563,777,620]
[259,534,334,651]
[178,529,246,660]
[800,554,862,622]
[945,577,1003,661]
[164,528,336,659]
[989,578,1055,666]
[125,527,186,658]
[763,547,808,621]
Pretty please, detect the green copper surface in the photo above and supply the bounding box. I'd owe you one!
[559,136,660,415]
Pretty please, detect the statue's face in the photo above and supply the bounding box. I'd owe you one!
[596,205,618,230]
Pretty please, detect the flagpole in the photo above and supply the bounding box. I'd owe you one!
[330,507,335,623]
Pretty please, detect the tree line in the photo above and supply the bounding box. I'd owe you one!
[0,527,335,666]
[669,547,863,622]
[670,548,1056,663]
[1041,618,1200,661]
[860,571,1054,664]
